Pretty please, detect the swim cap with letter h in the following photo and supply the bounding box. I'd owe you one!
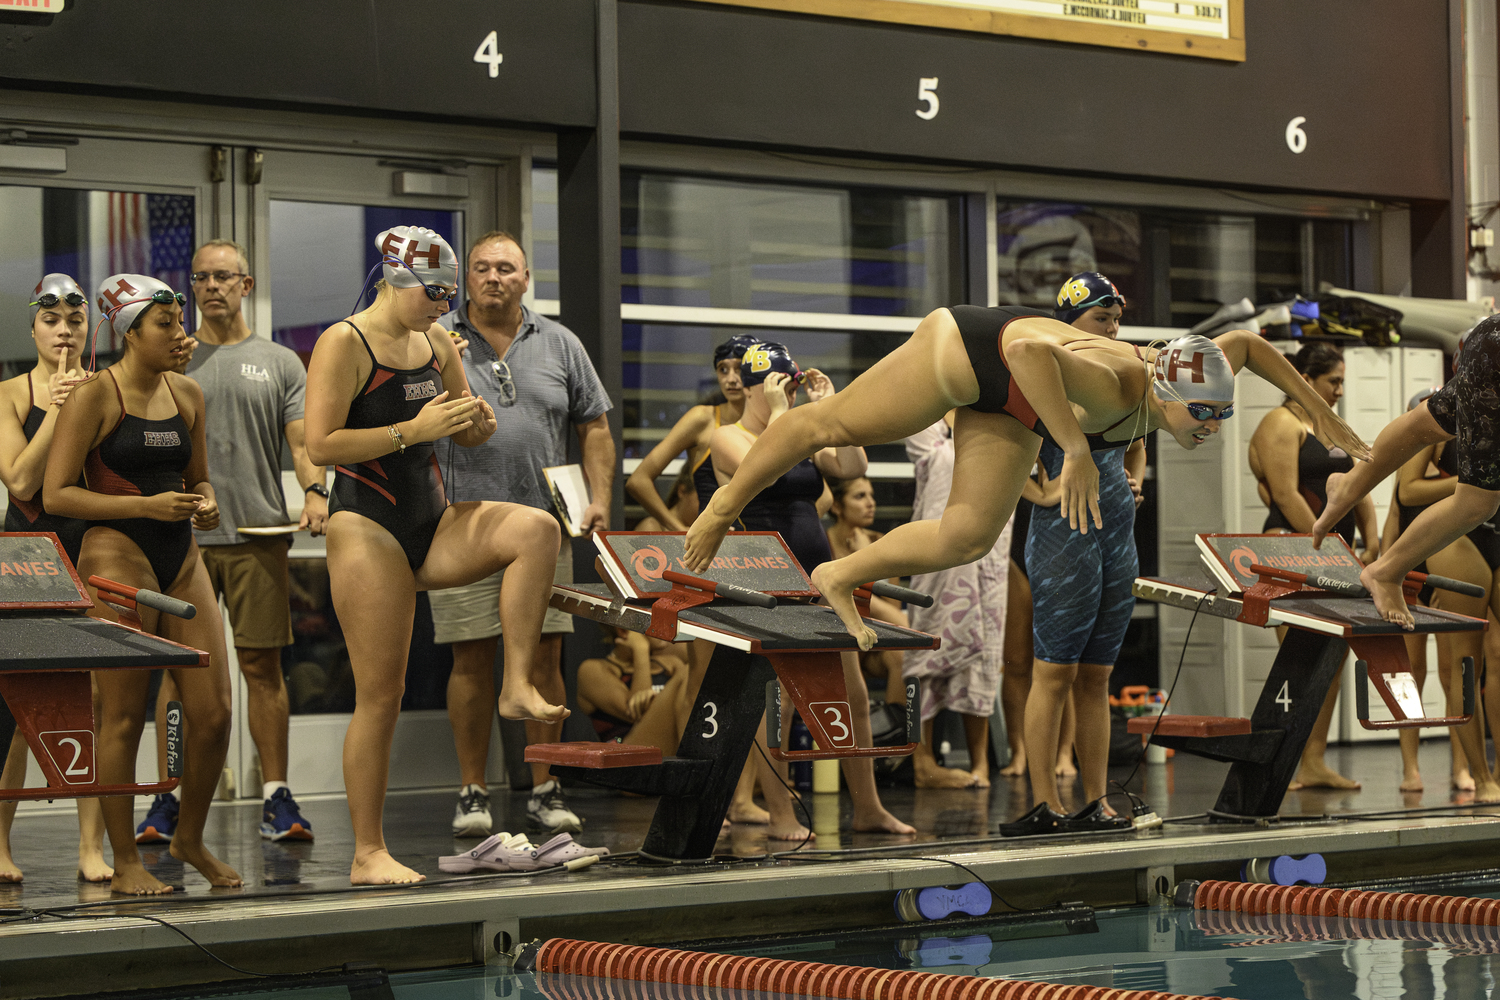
[1152,334,1235,404]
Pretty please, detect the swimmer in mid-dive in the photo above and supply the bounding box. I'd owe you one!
[1312,316,1500,629]
[304,226,566,885]
[685,300,1369,648]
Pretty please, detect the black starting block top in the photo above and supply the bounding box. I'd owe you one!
[1134,578,1484,637]
[0,534,91,611]
[595,531,816,600]
[551,582,937,653]
[1197,532,1364,596]
[0,614,206,669]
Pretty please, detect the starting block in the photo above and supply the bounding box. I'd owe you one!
[0,532,207,801]
[1132,533,1486,817]
[529,531,937,862]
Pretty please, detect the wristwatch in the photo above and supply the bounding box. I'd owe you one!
[304,483,329,499]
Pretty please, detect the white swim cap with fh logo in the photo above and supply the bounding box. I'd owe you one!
[1152,334,1235,404]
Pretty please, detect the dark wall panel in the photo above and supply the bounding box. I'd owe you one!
[619,0,1452,202]
[0,0,596,128]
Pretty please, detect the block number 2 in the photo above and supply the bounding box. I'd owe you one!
[58,737,89,776]
[474,30,504,78]
[916,77,939,120]
[1276,681,1293,713]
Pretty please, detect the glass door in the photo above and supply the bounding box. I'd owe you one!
[247,148,506,796]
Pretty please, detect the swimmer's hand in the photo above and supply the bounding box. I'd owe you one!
[1127,474,1145,508]
[449,331,470,357]
[144,491,207,522]
[627,688,656,722]
[803,368,835,403]
[1314,409,1372,463]
[403,390,481,443]
[1060,450,1103,534]
[191,495,220,531]
[48,343,85,406]
[764,372,793,421]
[1034,465,1063,507]
[466,391,496,437]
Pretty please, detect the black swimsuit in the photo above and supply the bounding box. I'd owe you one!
[735,453,831,576]
[1428,316,1500,491]
[692,405,728,512]
[1402,443,1500,572]
[5,375,87,564]
[83,369,195,590]
[329,323,449,570]
[1262,405,1356,546]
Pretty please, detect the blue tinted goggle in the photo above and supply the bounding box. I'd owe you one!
[1184,402,1234,421]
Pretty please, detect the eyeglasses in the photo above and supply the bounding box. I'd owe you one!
[491,360,516,407]
[1184,402,1234,421]
[30,292,86,309]
[189,270,248,285]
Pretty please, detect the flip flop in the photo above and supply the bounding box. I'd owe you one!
[509,833,610,871]
[438,831,533,874]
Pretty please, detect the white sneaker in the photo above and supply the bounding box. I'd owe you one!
[527,779,583,834]
[452,784,493,838]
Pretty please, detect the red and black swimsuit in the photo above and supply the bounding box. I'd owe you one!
[83,369,195,590]
[5,375,88,564]
[328,323,449,570]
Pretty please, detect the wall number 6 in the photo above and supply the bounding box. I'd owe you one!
[1285,116,1307,154]
[916,77,940,121]
[474,30,504,78]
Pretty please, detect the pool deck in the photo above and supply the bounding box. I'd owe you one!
[4,742,1500,998]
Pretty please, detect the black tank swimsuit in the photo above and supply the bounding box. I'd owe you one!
[1402,443,1500,572]
[329,323,448,570]
[83,369,195,590]
[1262,405,1356,546]
[692,405,727,512]
[5,375,88,564]
[735,451,831,576]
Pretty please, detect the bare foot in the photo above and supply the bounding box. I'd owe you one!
[999,753,1027,777]
[350,849,426,885]
[810,562,879,651]
[969,769,991,789]
[1288,761,1361,790]
[1311,472,1355,549]
[77,849,113,883]
[170,841,244,888]
[1400,768,1424,793]
[1453,768,1477,792]
[0,856,21,884]
[1055,755,1078,777]
[1361,563,1414,630]
[497,684,570,724]
[767,820,815,842]
[1475,780,1500,804]
[728,801,771,825]
[852,806,916,835]
[914,763,979,789]
[111,862,172,896]
[683,501,736,572]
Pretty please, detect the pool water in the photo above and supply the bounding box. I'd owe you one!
[206,881,1500,1000]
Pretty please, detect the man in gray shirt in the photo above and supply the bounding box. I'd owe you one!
[159,239,327,844]
[433,230,613,837]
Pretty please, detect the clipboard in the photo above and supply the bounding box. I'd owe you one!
[543,464,592,537]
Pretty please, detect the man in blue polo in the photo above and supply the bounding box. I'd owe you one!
[433,230,614,837]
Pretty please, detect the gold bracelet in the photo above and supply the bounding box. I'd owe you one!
[387,424,406,454]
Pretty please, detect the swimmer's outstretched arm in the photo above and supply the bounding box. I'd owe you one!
[1213,330,1370,461]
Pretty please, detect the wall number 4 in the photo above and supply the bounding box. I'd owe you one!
[1276,681,1293,712]
[916,78,939,120]
[474,30,504,78]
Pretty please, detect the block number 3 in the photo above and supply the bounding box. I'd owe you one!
[916,77,939,120]
[474,30,504,78]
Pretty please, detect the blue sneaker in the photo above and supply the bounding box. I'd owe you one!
[135,792,178,843]
[260,787,314,841]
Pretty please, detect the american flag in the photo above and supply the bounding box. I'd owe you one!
[102,192,195,350]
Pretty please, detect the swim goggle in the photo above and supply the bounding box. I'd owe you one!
[30,291,86,309]
[351,255,460,312]
[1182,402,1234,422]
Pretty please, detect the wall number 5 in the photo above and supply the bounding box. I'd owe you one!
[916,77,940,121]
[474,30,504,78]
[1285,116,1308,154]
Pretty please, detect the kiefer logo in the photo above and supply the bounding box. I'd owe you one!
[403,380,438,401]
[143,431,181,447]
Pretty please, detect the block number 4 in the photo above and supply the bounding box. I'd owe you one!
[1276,681,1293,713]
[474,30,504,78]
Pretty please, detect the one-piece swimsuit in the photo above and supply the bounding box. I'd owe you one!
[5,373,87,564]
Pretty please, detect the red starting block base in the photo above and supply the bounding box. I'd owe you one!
[526,742,663,769]
[0,779,179,803]
[1127,716,1252,738]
